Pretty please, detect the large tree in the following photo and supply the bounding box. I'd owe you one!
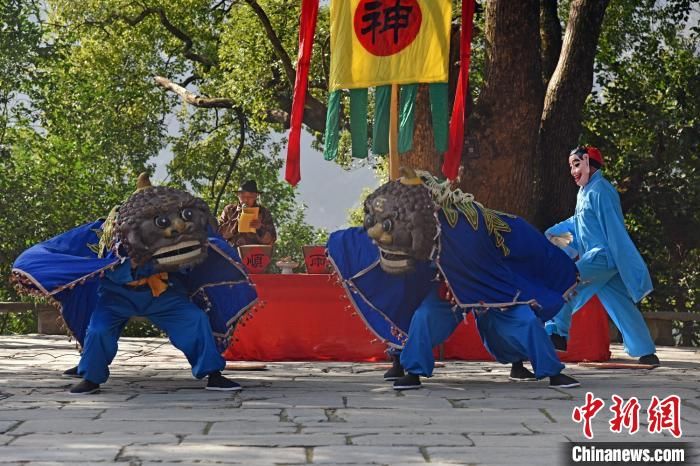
[42,1,607,226]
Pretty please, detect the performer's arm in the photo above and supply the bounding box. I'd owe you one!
[545,216,576,238]
[254,208,277,245]
[218,204,238,241]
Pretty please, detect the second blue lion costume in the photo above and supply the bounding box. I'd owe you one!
[327,171,580,389]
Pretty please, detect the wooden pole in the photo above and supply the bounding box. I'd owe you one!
[388,83,400,180]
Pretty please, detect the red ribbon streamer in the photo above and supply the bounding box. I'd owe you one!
[442,0,476,181]
[285,0,319,186]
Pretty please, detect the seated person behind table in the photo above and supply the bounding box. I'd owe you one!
[219,179,277,246]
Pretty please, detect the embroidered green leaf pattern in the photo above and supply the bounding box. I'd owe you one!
[97,205,119,258]
[476,202,513,256]
[456,200,479,230]
[441,200,459,227]
[415,169,514,256]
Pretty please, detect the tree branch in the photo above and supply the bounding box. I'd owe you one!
[539,0,562,87]
[214,108,247,215]
[533,0,610,228]
[243,0,296,87]
[154,76,234,108]
[104,7,215,68]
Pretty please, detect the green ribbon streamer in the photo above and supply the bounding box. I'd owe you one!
[349,88,368,159]
[398,84,418,154]
[372,85,390,156]
[323,90,341,161]
[429,83,449,154]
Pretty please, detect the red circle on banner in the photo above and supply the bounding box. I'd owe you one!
[353,0,422,57]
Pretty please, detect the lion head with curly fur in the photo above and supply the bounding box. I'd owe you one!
[363,174,438,274]
[115,175,215,271]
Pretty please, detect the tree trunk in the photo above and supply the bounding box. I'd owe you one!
[540,0,562,87]
[400,85,441,174]
[461,0,545,218]
[399,0,608,226]
[533,0,609,229]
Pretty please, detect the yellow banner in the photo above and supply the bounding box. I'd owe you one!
[329,0,451,90]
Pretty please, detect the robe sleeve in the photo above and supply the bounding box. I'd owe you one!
[593,185,653,302]
[545,216,579,258]
[545,216,576,238]
[218,204,238,241]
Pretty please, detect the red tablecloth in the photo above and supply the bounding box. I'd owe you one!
[223,274,610,362]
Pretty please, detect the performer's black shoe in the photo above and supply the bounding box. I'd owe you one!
[206,371,242,391]
[69,379,100,395]
[393,373,422,390]
[638,354,660,367]
[62,366,81,378]
[383,354,405,381]
[550,333,568,352]
[508,361,537,381]
[548,373,580,389]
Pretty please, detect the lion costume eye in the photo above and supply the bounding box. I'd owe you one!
[364,214,374,230]
[382,219,393,232]
[154,216,170,229]
[180,208,194,221]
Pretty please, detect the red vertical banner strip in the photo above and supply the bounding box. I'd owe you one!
[285,0,319,186]
[442,0,475,180]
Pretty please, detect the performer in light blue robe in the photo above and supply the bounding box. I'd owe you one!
[544,146,658,365]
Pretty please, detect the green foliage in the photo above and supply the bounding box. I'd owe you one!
[582,0,699,342]
[347,157,388,226]
[0,311,37,335]
[0,0,327,335]
[272,207,329,273]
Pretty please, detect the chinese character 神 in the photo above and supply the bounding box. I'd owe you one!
[648,395,682,438]
[360,1,382,44]
[609,394,641,434]
[381,0,413,44]
[360,0,413,45]
[572,392,606,439]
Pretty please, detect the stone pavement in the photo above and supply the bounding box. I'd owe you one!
[0,335,698,465]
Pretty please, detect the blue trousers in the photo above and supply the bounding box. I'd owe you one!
[400,288,564,379]
[546,253,655,358]
[476,305,564,378]
[77,282,225,384]
[400,287,461,377]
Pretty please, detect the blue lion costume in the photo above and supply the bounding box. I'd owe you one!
[12,175,257,393]
[327,171,581,389]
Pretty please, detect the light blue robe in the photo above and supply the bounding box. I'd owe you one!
[545,171,655,357]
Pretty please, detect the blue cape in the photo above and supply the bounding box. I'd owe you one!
[12,220,257,352]
[327,209,577,348]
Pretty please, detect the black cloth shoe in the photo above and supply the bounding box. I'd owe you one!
[393,373,422,390]
[69,379,100,395]
[509,361,536,381]
[62,366,81,378]
[549,373,580,389]
[383,354,405,381]
[206,371,242,391]
[550,333,568,352]
[638,354,660,367]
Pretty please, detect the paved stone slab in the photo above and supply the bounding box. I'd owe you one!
[312,445,425,463]
[120,444,307,463]
[0,335,697,465]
